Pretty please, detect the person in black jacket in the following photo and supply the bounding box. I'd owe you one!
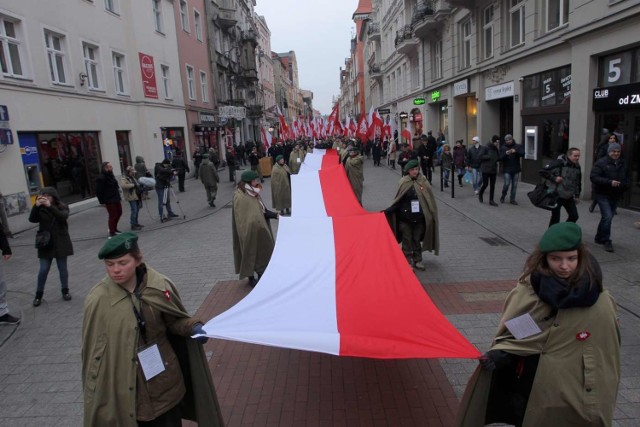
[418,133,437,183]
[539,148,582,227]
[0,226,20,324]
[499,134,525,205]
[95,161,122,237]
[29,187,74,306]
[467,136,483,194]
[154,159,180,222]
[171,150,190,192]
[478,136,501,206]
[590,143,628,252]
[192,147,203,180]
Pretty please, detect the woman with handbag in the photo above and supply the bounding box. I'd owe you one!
[29,187,74,306]
[539,148,582,227]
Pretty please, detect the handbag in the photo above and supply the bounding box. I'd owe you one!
[35,217,55,249]
[527,182,559,211]
[463,170,473,184]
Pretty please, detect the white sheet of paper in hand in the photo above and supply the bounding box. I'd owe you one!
[137,344,165,381]
[504,313,542,340]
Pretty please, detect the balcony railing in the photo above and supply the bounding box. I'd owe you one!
[412,1,451,39]
[394,26,419,54]
[215,6,237,29]
[367,22,380,40]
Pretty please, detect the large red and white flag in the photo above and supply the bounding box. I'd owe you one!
[260,126,272,149]
[200,150,480,360]
[356,113,369,141]
[277,106,289,139]
[367,109,384,140]
[401,121,413,148]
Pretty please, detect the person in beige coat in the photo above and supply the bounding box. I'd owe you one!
[119,166,143,230]
[456,222,620,427]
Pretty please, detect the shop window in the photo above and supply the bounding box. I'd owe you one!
[523,65,571,108]
[0,14,27,78]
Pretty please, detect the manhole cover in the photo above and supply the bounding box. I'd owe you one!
[479,237,510,247]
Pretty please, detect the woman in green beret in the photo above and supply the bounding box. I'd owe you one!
[82,233,223,426]
[232,170,278,287]
[456,222,620,427]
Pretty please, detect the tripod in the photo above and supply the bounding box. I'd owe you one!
[160,184,186,222]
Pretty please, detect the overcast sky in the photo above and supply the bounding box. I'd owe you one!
[254,0,359,115]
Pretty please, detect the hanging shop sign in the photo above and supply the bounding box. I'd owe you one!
[138,53,158,99]
[378,108,391,114]
[431,90,441,102]
[218,106,246,120]
[413,98,426,105]
[592,82,640,110]
[485,81,515,101]
[453,79,469,97]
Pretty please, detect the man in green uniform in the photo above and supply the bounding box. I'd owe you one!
[385,159,439,270]
[199,154,220,207]
[288,143,305,174]
[345,146,364,205]
[271,155,292,216]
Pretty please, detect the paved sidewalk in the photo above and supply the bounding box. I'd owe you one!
[0,158,638,426]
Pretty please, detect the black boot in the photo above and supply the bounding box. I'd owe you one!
[33,291,43,307]
[62,288,72,301]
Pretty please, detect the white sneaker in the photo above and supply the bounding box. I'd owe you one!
[414,261,426,271]
[474,190,479,195]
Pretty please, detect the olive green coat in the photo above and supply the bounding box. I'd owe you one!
[345,155,364,204]
[288,150,305,174]
[387,174,439,255]
[199,158,220,188]
[82,266,223,426]
[455,276,620,427]
[232,188,275,278]
[271,163,291,210]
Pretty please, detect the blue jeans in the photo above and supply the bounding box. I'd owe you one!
[129,200,139,225]
[595,195,618,243]
[37,257,68,293]
[0,261,8,316]
[156,188,174,218]
[472,168,482,192]
[501,172,519,202]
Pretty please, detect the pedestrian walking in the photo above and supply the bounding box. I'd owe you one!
[154,159,180,222]
[478,136,500,206]
[452,139,468,187]
[288,143,305,174]
[384,159,439,271]
[418,133,437,184]
[441,145,453,187]
[82,232,223,427]
[29,187,73,306]
[119,166,144,231]
[456,222,620,427]
[199,155,220,207]
[0,189,14,238]
[0,226,19,325]
[499,134,525,204]
[590,142,628,252]
[95,162,122,237]
[589,132,620,213]
[192,147,203,179]
[171,150,189,192]
[539,147,582,227]
[232,170,278,288]
[271,155,291,215]
[248,146,264,182]
[467,136,483,195]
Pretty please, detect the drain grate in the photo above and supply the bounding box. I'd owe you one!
[479,237,511,247]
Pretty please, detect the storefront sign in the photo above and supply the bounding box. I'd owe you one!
[485,81,515,101]
[592,82,640,110]
[378,108,391,114]
[219,106,246,120]
[413,98,426,105]
[453,79,469,97]
[200,112,215,124]
[138,53,158,99]
[431,90,441,102]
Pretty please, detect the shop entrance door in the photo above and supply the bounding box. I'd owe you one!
[629,114,640,209]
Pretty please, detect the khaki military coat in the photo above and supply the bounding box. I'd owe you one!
[199,158,220,189]
[345,155,364,204]
[271,163,291,210]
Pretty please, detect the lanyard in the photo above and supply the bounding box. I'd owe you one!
[129,292,147,344]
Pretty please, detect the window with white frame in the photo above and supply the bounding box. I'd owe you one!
[152,0,163,33]
[104,0,119,14]
[546,0,569,32]
[186,65,195,100]
[483,5,494,60]
[194,10,202,41]
[112,52,127,94]
[432,39,442,80]
[460,19,471,69]
[179,0,189,32]
[0,15,26,78]
[508,0,525,48]
[161,64,170,99]
[200,70,208,102]
[44,30,68,84]
[83,42,101,89]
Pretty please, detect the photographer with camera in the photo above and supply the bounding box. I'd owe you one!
[154,159,180,222]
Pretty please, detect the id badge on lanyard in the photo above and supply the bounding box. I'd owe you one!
[137,343,165,380]
[411,199,420,213]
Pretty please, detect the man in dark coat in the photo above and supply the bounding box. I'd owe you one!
[199,155,219,207]
[499,134,525,204]
[192,147,203,179]
[478,136,501,206]
[95,161,122,237]
[418,132,437,183]
[171,150,190,192]
[539,147,582,227]
[590,143,628,252]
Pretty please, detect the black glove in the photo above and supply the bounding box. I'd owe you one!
[478,353,496,371]
[478,350,511,371]
[192,323,209,344]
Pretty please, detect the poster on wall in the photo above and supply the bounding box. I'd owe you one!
[138,52,159,99]
[3,192,28,217]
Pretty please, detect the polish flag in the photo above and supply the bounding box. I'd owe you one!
[200,150,480,359]
[260,126,272,149]
[356,113,369,141]
[402,121,413,148]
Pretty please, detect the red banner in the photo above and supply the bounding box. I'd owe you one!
[138,52,158,99]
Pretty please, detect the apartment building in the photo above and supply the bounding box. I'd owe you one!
[358,0,640,209]
[0,0,187,227]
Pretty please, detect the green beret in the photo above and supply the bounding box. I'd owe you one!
[538,222,582,253]
[98,232,139,260]
[404,159,419,172]
[240,170,259,182]
[275,155,284,162]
